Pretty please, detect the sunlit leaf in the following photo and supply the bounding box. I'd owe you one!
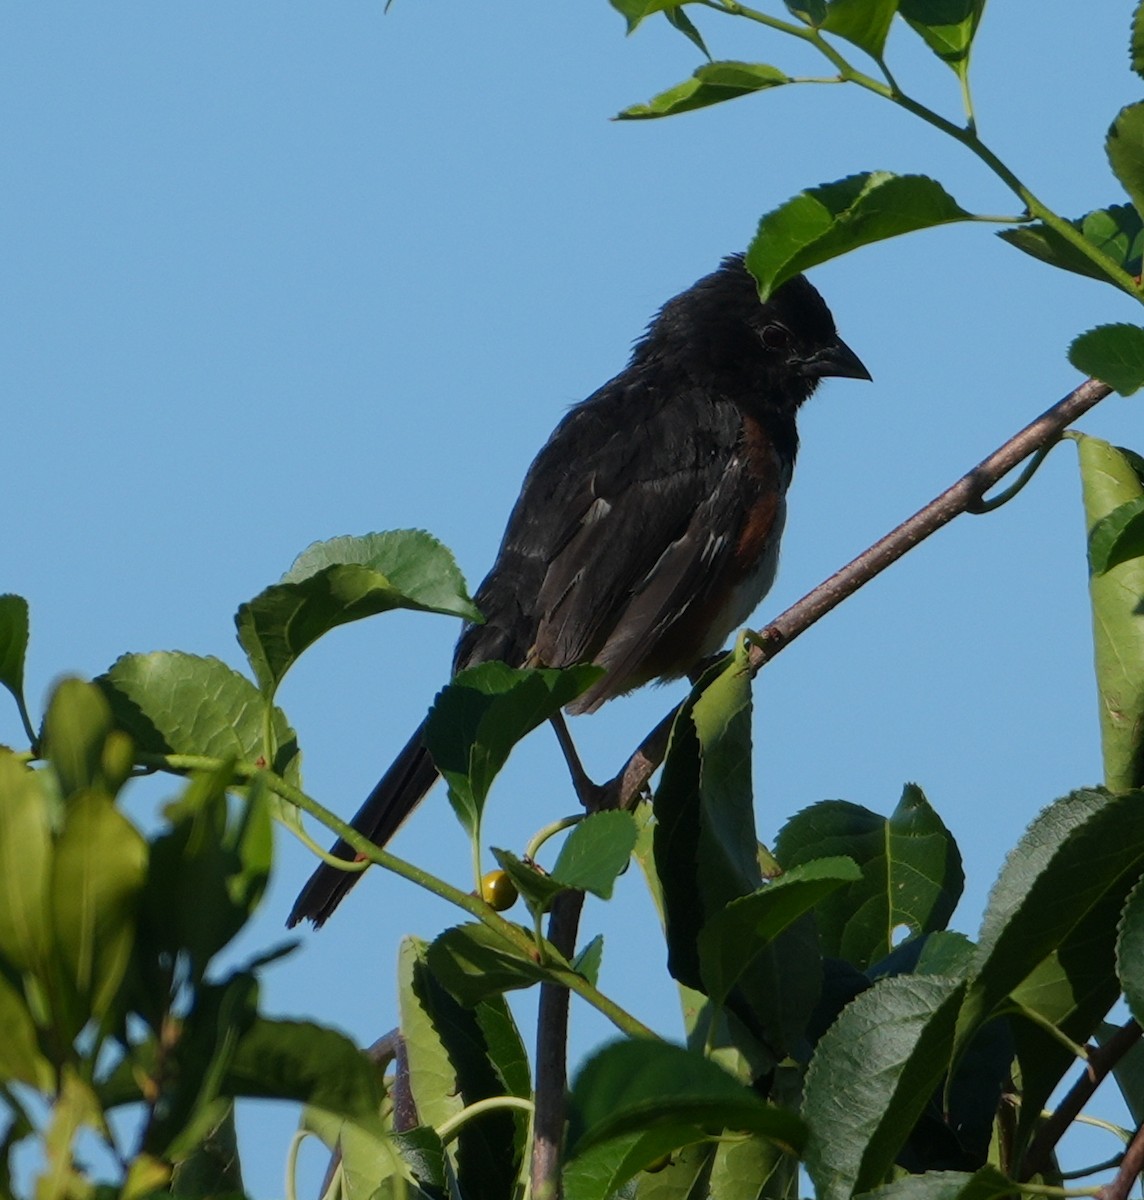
[748,172,972,298]
[617,62,789,120]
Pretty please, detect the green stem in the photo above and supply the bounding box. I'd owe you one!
[968,436,1063,513]
[14,693,37,749]
[525,814,584,863]
[136,751,658,1040]
[435,1096,535,1147]
[703,0,1143,299]
[1005,1001,1090,1061]
[1058,1154,1128,1182]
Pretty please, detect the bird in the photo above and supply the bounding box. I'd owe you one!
[288,253,869,928]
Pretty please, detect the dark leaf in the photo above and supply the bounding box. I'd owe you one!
[1070,324,1144,396]
[0,596,29,712]
[860,1166,1018,1200]
[424,661,601,838]
[697,857,861,1007]
[426,922,561,1006]
[398,938,529,1200]
[567,1039,806,1157]
[141,766,272,983]
[1088,496,1144,574]
[609,0,696,33]
[803,975,965,1200]
[957,789,1144,1050]
[1118,875,1144,1027]
[898,0,986,75]
[773,785,963,970]
[654,640,760,992]
[563,1130,713,1200]
[748,173,972,298]
[998,205,1144,283]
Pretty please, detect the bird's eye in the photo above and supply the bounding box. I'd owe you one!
[760,323,792,351]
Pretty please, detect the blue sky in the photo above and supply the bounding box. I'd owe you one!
[3,3,1142,1195]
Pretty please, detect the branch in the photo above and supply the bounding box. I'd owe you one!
[1021,1018,1142,1181]
[607,376,1113,807]
[531,891,585,1200]
[1098,1120,1144,1200]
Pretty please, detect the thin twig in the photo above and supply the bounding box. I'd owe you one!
[607,376,1113,807]
[1098,1120,1144,1200]
[1022,1019,1142,1181]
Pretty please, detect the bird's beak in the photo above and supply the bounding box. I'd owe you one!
[802,337,872,382]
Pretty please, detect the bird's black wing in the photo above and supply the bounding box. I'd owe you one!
[457,372,781,712]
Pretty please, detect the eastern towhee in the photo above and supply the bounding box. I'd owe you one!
[289,253,869,927]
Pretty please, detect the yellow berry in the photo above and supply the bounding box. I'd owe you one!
[480,869,518,911]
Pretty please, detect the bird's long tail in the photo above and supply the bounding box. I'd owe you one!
[286,719,439,927]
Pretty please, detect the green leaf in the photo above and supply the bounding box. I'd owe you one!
[567,1039,806,1157]
[423,661,601,838]
[427,922,562,1005]
[52,791,147,1025]
[1098,1019,1144,1124]
[1075,436,1144,790]
[0,595,29,712]
[167,1106,244,1199]
[803,974,965,1200]
[708,1131,796,1200]
[1108,102,1144,220]
[773,785,964,970]
[99,652,301,783]
[563,1131,713,1200]
[697,857,861,1007]
[1007,878,1129,1151]
[1070,324,1144,396]
[869,930,976,981]
[42,678,113,799]
[398,939,529,1200]
[822,0,898,59]
[236,530,480,699]
[224,1017,382,1120]
[957,789,1144,1050]
[1119,875,1144,1027]
[664,7,709,57]
[784,0,827,21]
[0,970,53,1091]
[860,1166,1018,1200]
[491,847,567,916]
[617,62,790,120]
[654,640,761,993]
[552,810,639,898]
[1134,0,1144,81]
[143,972,260,1160]
[898,0,986,75]
[0,754,53,974]
[1089,496,1144,574]
[999,205,1144,284]
[140,765,273,983]
[609,0,696,32]
[747,172,972,298]
[572,934,605,987]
